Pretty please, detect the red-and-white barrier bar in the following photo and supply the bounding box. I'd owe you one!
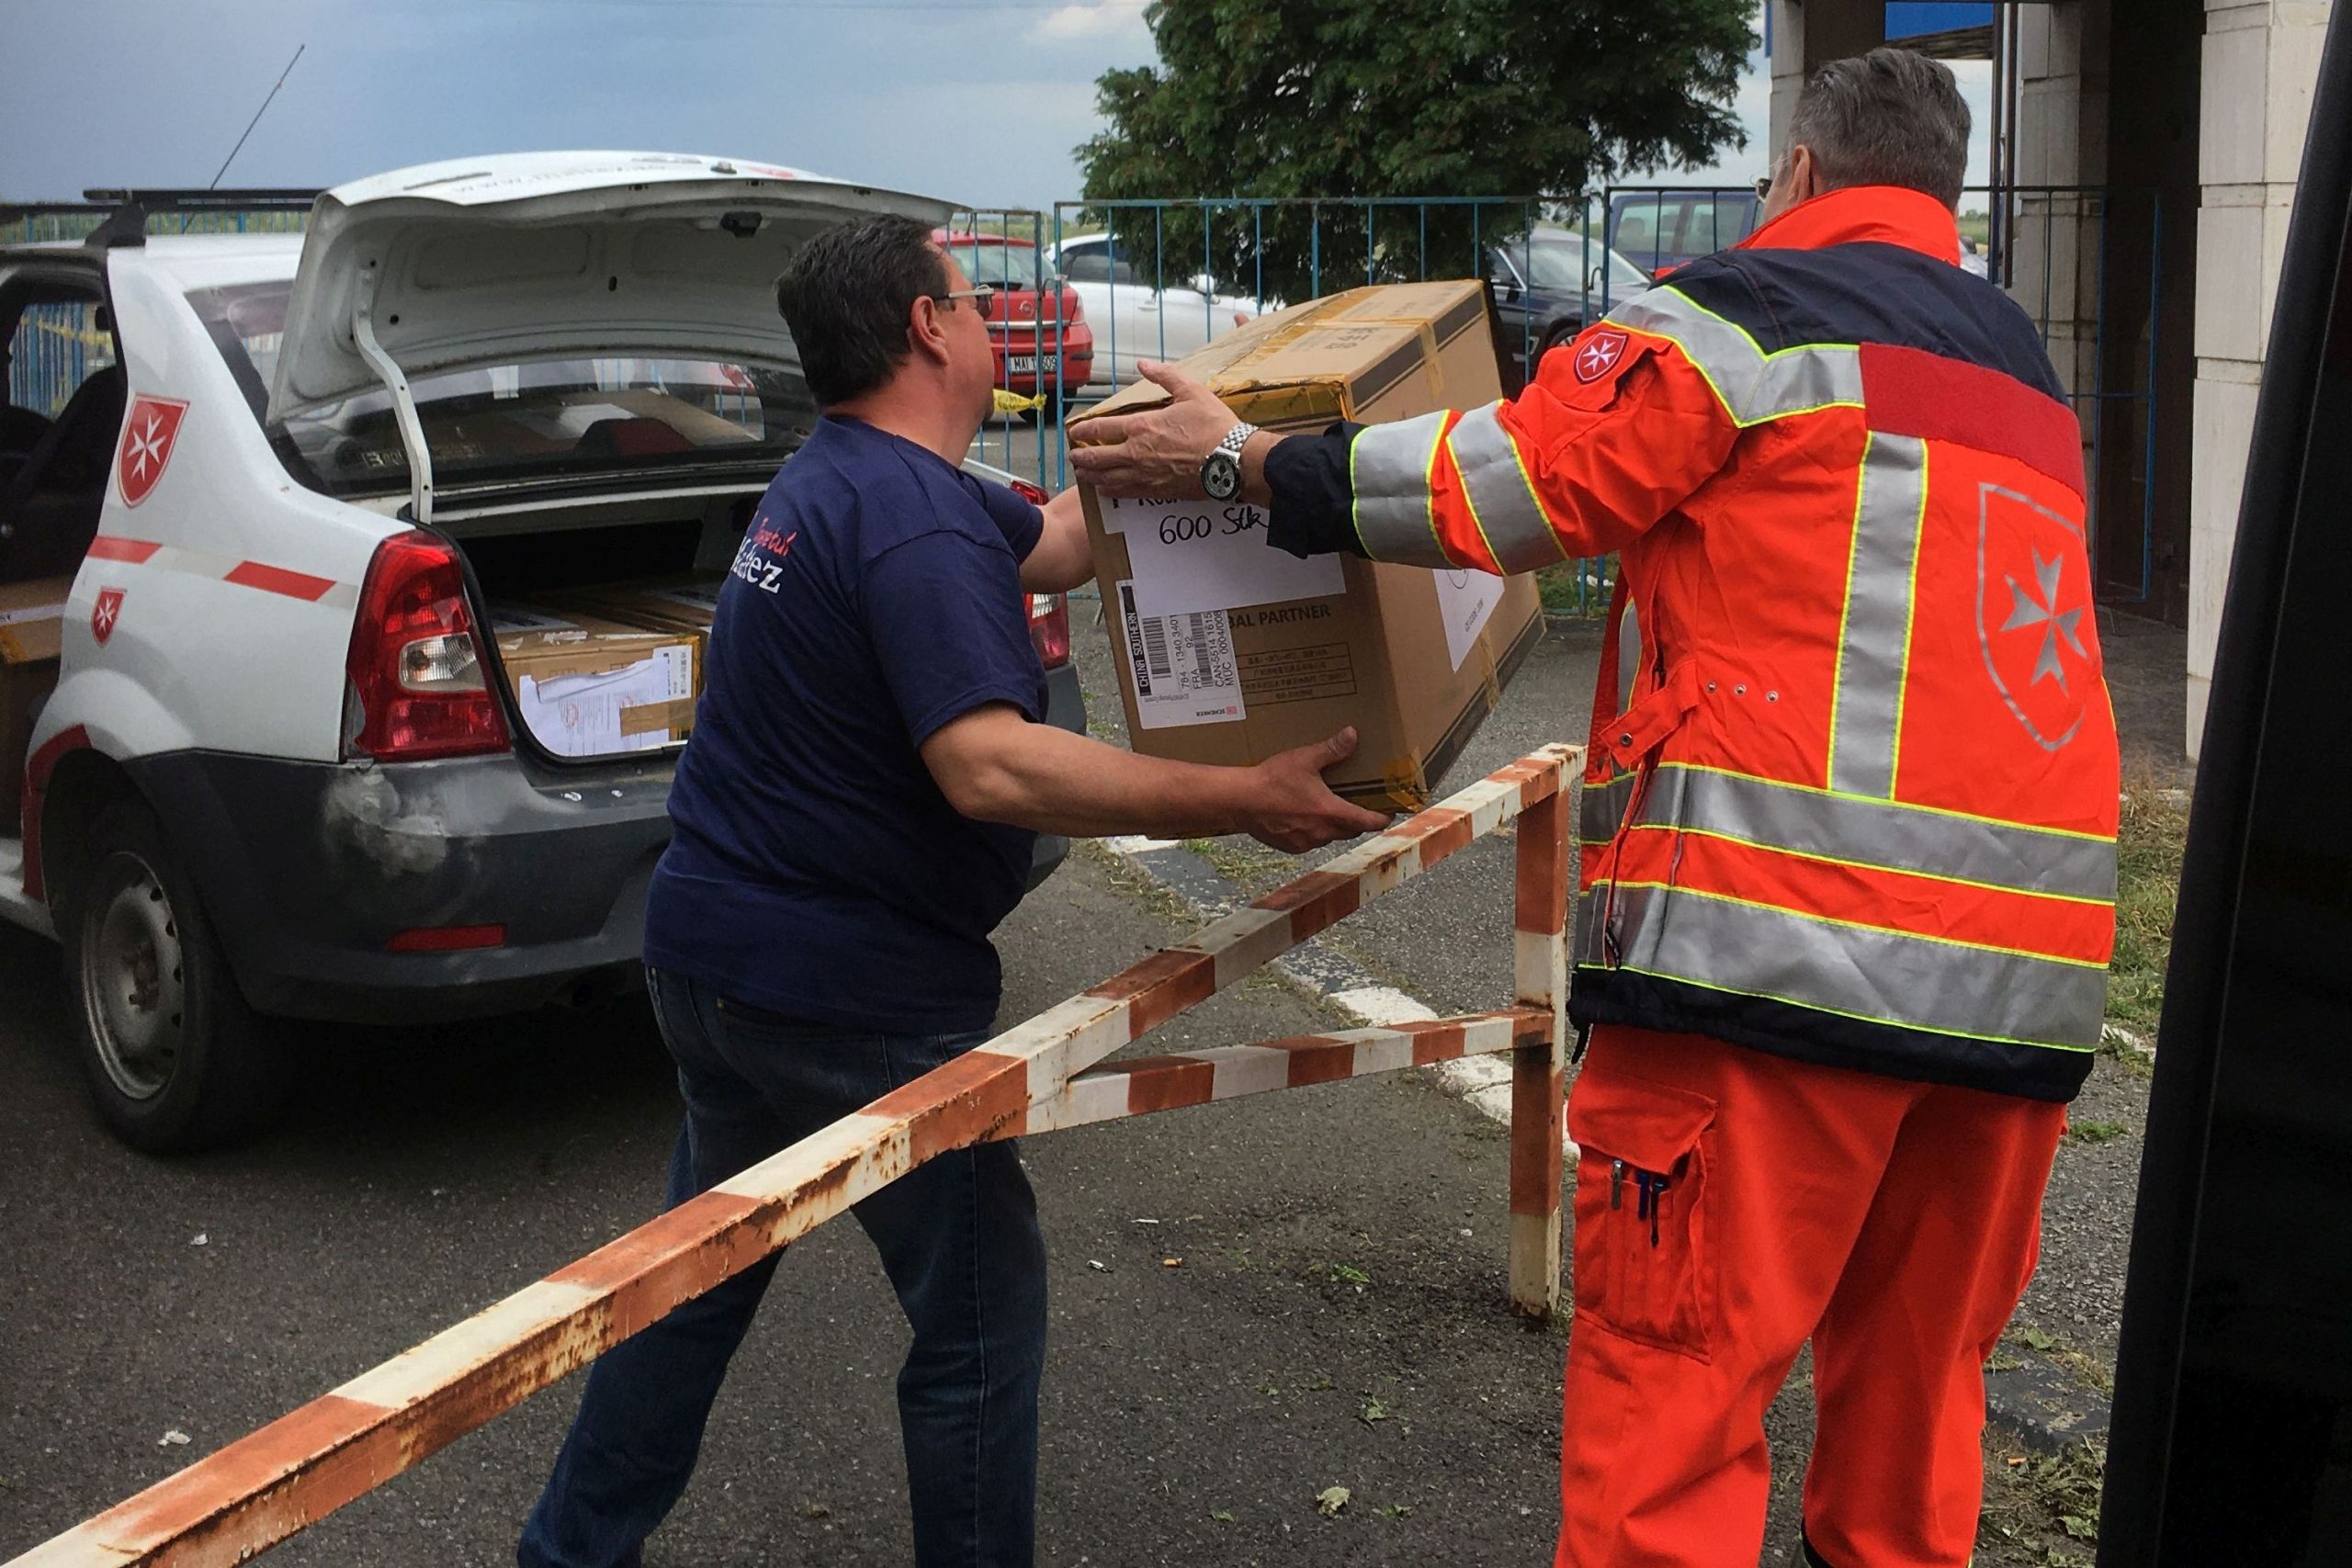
[6,742,1580,1568]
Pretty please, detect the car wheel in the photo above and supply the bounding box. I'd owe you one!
[1539,321,1583,363]
[63,801,288,1153]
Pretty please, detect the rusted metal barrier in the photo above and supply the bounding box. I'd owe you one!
[7,741,1580,1568]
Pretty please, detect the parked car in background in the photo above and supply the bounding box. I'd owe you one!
[1606,188,1761,279]
[1043,231,1264,392]
[1486,225,1657,394]
[933,231,1095,417]
[0,155,1087,1153]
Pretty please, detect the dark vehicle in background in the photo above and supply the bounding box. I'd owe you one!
[1606,187,1761,279]
[933,231,1094,419]
[1486,226,1657,394]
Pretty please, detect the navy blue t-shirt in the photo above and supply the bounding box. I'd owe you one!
[643,416,1046,1034]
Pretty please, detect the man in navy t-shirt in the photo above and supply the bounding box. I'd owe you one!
[520,217,1385,1568]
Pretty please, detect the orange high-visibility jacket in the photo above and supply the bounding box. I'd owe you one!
[1264,185,2118,1101]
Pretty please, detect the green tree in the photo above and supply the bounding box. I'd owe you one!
[1076,0,1755,304]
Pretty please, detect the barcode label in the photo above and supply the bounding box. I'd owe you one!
[1118,581,1245,730]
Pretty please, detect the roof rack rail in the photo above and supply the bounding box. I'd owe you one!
[0,188,325,249]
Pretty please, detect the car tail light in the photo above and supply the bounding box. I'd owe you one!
[344,529,511,761]
[1001,479,1070,667]
[1028,592,1070,669]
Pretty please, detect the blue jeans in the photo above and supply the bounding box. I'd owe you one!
[518,968,1047,1568]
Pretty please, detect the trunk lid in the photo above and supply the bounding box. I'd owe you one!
[267,151,957,422]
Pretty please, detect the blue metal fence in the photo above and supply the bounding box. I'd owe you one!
[2,188,2163,608]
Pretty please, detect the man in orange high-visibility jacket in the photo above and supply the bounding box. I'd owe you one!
[1070,47,2119,1568]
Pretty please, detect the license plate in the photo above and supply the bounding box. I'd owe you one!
[1006,355,1057,375]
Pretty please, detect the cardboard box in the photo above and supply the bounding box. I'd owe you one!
[1067,280,1544,812]
[490,605,699,758]
[0,576,71,829]
[563,578,722,644]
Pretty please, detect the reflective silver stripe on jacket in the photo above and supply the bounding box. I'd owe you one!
[1576,884,2108,1049]
[1444,403,1566,572]
[1349,411,1453,567]
[1604,288,1863,426]
[1828,434,1929,798]
[1618,763,2118,900]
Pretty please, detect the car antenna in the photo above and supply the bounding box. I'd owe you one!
[188,42,306,229]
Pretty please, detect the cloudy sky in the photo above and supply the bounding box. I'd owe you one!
[3,1,1990,211]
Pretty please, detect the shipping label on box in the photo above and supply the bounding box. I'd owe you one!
[492,604,699,756]
[1113,581,1245,729]
[514,643,695,758]
[1069,278,1545,810]
[1099,496,1345,616]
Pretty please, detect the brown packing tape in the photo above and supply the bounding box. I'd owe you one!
[1419,319,1445,403]
[616,696,696,737]
[1377,753,1431,814]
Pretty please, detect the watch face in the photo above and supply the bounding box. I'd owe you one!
[1202,451,1240,500]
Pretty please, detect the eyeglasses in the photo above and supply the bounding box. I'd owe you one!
[935,285,998,315]
[1753,171,1775,202]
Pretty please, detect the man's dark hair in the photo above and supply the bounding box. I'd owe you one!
[775,215,950,406]
[1788,47,1971,209]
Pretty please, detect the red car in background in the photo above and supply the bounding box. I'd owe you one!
[933,231,1093,418]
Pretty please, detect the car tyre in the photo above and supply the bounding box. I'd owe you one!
[62,801,288,1153]
[1539,321,1583,364]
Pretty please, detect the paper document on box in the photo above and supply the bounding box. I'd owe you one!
[1433,568,1505,671]
[515,646,693,757]
[1100,497,1344,617]
[1115,581,1246,729]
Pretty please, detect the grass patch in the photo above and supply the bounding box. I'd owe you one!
[2066,1119,2130,1145]
[1982,1432,2107,1564]
[2107,773,2191,1039]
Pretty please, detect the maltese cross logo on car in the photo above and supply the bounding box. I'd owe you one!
[1573,329,1628,384]
[1999,546,2088,694]
[93,587,125,647]
[116,394,189,507]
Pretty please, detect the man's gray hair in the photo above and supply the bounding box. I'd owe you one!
[1787,47,1971,209]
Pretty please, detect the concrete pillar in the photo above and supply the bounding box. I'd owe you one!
[2187,0,2334,757]
[1768,0,1888,158]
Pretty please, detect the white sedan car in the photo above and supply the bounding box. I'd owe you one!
[1045,232,1266,391]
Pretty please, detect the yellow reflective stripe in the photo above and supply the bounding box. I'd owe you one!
[1446,403,1567,573]
[1605,287,1864,426]
[1614,822,2116,908]
[1601,878,2109,967]
[1577,882,2110,1047]
[1574,954,2098,1055]
[1349,412,1454,567]
[1624,761,2116,897]
[1828,434,1928,798]
[1649,760,2118,843]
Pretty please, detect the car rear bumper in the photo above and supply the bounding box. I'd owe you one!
[126,660,1085,1027]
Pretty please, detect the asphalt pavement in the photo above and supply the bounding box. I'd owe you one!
[0,599,2174,1566]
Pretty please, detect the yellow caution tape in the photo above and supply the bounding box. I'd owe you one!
[993,388,1046,417]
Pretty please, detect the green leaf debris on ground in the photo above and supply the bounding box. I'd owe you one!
[2107,777,2190,1037]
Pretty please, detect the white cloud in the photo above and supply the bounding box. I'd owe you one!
[1034,1,1148,44]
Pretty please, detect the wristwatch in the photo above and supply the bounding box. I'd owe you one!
[1200,421,1259,502]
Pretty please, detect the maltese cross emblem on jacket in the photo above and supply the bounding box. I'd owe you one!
[1978,486,2096,750]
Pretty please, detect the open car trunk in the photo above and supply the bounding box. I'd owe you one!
[257,151,961,761]
[439,483,762,763]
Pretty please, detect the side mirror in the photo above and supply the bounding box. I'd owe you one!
[1501,281,1521,303]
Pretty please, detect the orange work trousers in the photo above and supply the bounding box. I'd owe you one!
[1555,1024,2066,1568]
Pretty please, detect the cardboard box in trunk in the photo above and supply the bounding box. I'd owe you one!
[490,606,699,758]
[563,578,723,644]
[1067,280,1544,812]
[0,576,71,829]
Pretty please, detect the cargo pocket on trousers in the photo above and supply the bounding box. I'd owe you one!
[1567,1072,1717,1360]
